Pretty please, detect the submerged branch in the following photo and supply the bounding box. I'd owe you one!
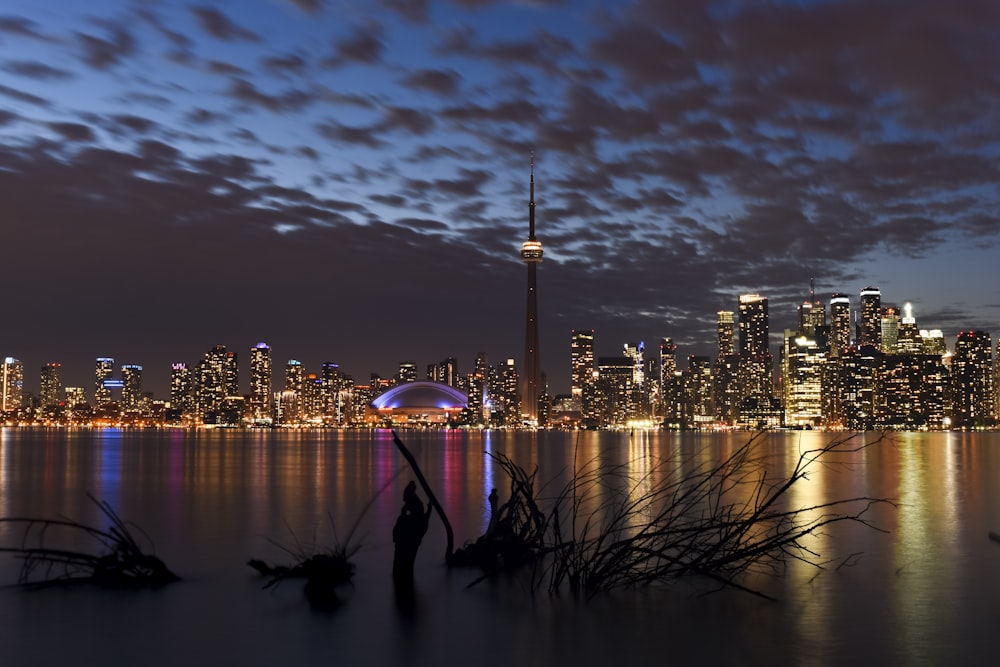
[0,494,179,589]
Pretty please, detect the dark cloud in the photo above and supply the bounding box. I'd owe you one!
[399,68,461,95]
[0,15,47,40]
[207,60,249,76]
[379,106,435,135]
[134,7,191,49]
[379,0,429,23]
[1,60,73,80]
[185,107,227,125]
[324,24,384,67]
[261,53,308,76]
[47,122,96,143]
[0,83,49,106]
[315,120,385,148]
[189,6,261,42]
[228,79,316,113]
[436,26,575,73]
[288,0,325,14]
[75,25,137,69]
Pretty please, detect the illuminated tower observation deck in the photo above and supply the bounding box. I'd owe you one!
[521,157,543,424]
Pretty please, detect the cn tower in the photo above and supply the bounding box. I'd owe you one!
[520,154,543,424]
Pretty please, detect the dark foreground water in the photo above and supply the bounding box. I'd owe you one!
[1,428,999,666]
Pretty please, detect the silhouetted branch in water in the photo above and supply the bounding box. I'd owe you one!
[392,430,454,563]
[248,504,374,610]
[454,432,895,600]
[391,480,433,594]
[0,493,179,589]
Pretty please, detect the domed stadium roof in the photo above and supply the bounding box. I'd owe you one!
[371,381,468,411]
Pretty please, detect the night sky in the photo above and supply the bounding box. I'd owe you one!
[2,0,999,397]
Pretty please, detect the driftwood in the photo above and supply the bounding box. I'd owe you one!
[0,494,179,589]
[391,481,432,591]
[391,430,454,562]
[248,516,361,610]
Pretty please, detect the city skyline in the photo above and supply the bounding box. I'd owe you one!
[0,283,989,401]
[3,1,1000,401]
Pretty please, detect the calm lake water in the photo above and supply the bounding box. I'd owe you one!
[1,428,999,666]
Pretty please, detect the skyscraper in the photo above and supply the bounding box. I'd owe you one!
[798,281,825,338]
[121,364,143,410]
[94,357,114,406]
[195,345,229,417]
[952,330,996,428]
[896,303,921,355]
[39,362,62,409]
[2,357,23,412]
[170,363,194,415]
[716,311,735,357]
[859,287,882,348]
[520,156,543,424]
[829,293,851,356]
[570,329,595,407]
[880,306,900,353]
[249,342,272,420]
[734,293,780,429]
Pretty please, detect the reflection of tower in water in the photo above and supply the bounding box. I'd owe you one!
[520,155,543,424]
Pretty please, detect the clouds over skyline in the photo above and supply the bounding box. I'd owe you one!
[1,0,999,395]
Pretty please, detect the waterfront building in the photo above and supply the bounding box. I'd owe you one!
[520,157,543,425]
[170,363,194,416]
[659,337,679,422]
[782,332,825,427]
[249,343,272,421]
[39,362,62,409]
[570,329,595,409]
[121,364,143,410]
[467,352,488,424]
[686,355,713,427]
[595,356,635,427]
[487,358,520,427]
[873,354,947,429]
[223,351,239,398]
[737,294,776,422]
[2,357,23,412]
[713,312,739,425]
[831,345,879,430]
[829,293,851,357]
[623,342,649,419]
[195,345,229,419]
[859,287,882,349]
[94,357,114,406]
[951,331,996,428]
[301,374,324,422]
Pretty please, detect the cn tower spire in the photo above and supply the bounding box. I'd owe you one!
[529,151,536,240]
[520,151,543,425]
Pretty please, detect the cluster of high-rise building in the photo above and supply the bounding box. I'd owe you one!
[0,284,997,430]
[565,287,998,430]
[0,342,541,428]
